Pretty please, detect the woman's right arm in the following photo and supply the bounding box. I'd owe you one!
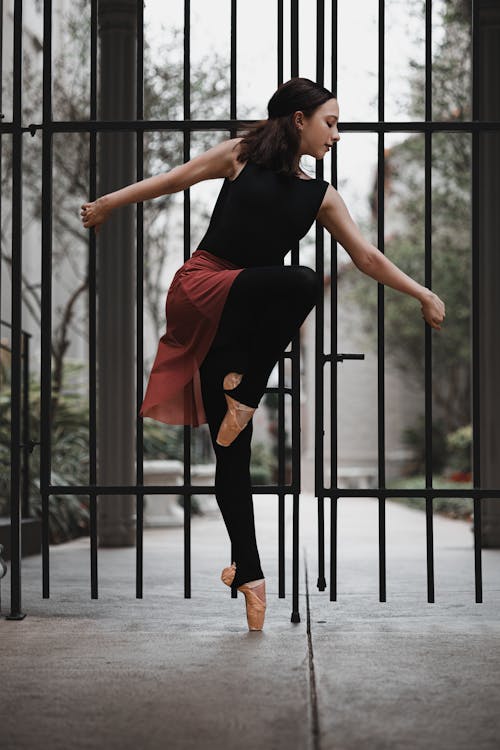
[80,137,241,232]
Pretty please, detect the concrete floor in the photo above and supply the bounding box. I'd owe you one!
[1,494,500,750]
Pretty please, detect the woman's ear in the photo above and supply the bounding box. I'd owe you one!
[293,111,304,130]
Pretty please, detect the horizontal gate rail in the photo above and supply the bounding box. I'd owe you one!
[3,120,500,135]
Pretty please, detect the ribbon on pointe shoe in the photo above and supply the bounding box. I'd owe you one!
[216,373,256,447]
[216,394,256,447]
[221,562,237,587]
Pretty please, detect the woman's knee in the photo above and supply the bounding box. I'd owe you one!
[227,265,320,321]
[289,265,321,304]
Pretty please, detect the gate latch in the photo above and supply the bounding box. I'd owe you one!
[336,353,365,362]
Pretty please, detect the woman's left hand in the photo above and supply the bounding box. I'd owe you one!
[420,289,446,330]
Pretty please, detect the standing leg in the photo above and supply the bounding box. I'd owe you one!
[199,345,264,589]
[198,264,320,588]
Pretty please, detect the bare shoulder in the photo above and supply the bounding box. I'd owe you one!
[165,137,244,190]
[204,136,244,180]
[317,183,359,232]
[226,137,245,179]
[316,183,339,218]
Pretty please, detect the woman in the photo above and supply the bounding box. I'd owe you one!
[81,77,445,632]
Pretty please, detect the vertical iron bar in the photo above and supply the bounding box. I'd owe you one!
[471,0,482,603]
[277,0,283,85]
[230,0,237,122]
[329,0,339,603]
[0,0,2,319]
[7,0,25,619]
[291,0,299,80]
[377,0,387,603]
[39,0,53,603]
[277,0,286,599]
[21,333,30,518]
[291,327,301,623]
[89,0,98,599]
[290,0,300,624]
[424,0,435,603]
[277,367,285,600]
[8,18,22,615]
[183,0,192,598]
[315,0,326,593]
[230,0,240,598]
[135,0,145,599]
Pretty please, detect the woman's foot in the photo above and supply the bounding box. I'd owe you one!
[216,372,256,447]
[237,579,266,631]
[221,565,266,630]
[222,371,243,392]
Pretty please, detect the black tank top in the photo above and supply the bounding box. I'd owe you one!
[195,159,329,267]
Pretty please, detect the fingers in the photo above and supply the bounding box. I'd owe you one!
[80,202,93,229]
[80,206,93,230]
[422,313,444,330]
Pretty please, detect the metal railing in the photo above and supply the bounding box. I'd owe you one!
[2,0,498,622]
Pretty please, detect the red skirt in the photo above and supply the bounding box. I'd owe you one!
[138,249,244,427]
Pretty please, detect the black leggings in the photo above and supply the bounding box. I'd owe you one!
[199,264,321,589]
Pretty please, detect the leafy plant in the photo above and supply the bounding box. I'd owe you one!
[262,392,293,483]
[0,362,92,542]
[446,423,472,473]
[250,441,275,485]
[390,474,473,521]
[400,415,449,476]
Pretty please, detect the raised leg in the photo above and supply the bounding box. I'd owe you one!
[215,264,321,407]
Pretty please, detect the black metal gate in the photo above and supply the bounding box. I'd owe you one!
[3,0,498,622]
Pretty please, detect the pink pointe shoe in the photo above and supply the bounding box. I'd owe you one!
[216,372,256,448]
[237,580,266,631]
[220,562,266,631]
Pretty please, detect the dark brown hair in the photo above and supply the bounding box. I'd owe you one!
[235,77,336,178]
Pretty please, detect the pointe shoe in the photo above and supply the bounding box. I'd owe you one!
[221,561,237,587]
[216,373,256,447]
[237,580,266,631]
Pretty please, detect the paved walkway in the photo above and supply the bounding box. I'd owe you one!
[2,494,500,749]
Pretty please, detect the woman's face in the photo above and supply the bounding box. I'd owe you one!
[294,98,340,160]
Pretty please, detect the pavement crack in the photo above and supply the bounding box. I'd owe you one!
[304,549,321,750]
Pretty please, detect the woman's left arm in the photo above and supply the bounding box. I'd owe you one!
[316,185,446,331]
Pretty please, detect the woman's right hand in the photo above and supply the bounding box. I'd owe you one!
[80,196,112,235]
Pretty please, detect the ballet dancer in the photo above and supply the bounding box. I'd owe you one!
[81,77,445,631]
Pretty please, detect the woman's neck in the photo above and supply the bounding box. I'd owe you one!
[292,156,301,175]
